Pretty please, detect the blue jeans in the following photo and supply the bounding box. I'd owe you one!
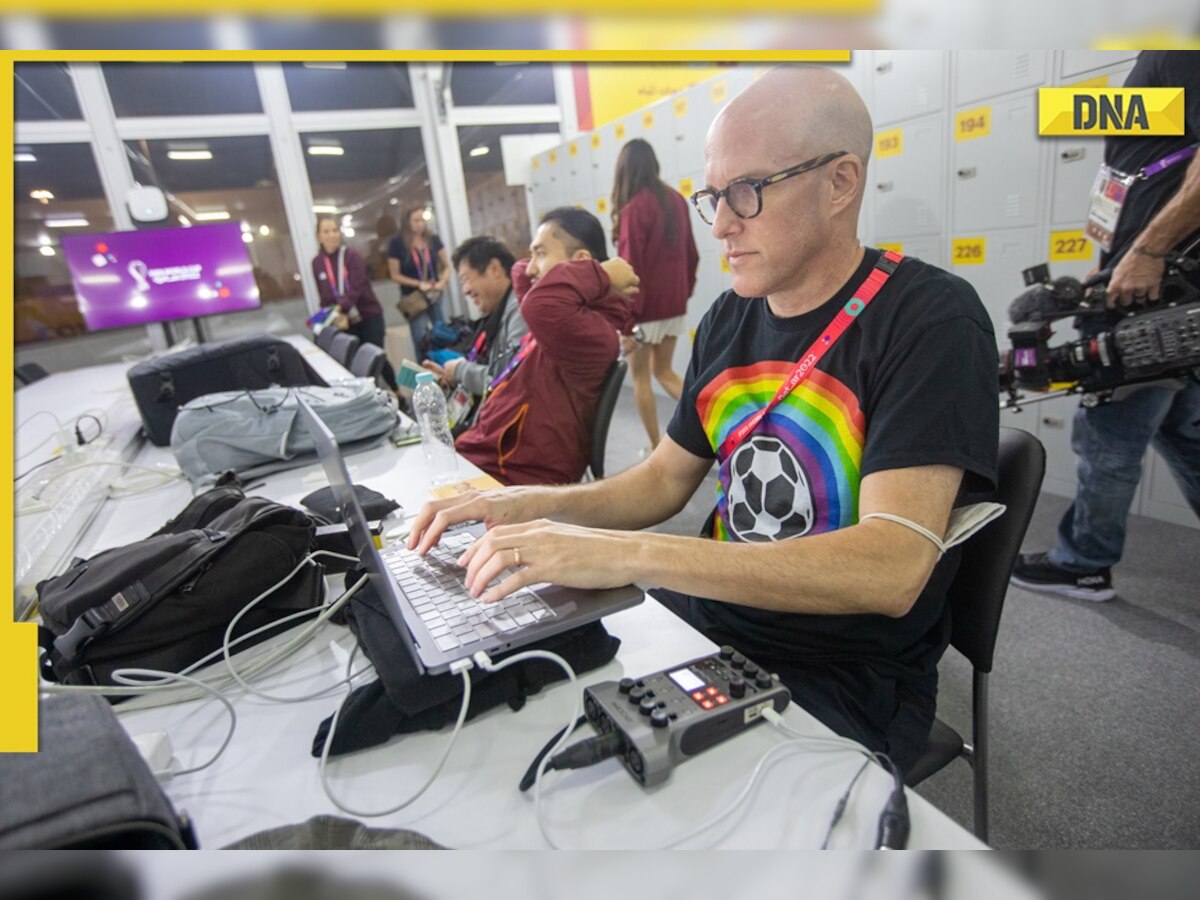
[1051,378,1200,571]
[408,300,445,359]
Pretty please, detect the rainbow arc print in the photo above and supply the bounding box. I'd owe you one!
[699,362,865,542]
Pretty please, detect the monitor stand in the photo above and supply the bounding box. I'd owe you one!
[191,317,209,344]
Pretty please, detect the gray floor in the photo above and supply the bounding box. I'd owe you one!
[601,383,1200,849]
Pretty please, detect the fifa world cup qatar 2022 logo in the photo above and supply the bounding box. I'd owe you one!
[725,435,814,542]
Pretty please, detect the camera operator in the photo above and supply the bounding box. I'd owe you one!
[1012,51,1200,602]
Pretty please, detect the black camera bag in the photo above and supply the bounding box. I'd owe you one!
[37,486,324,687]
[127,333,327,445]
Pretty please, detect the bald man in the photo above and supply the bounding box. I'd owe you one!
[408,67,999,774]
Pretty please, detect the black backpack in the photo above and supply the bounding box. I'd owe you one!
[37,486,324,687]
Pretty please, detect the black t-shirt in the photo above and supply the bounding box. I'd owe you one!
[387,234,445,283]
[1102,51,1200,267]
[666,248,998,686]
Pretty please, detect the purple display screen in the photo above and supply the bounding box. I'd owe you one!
[61,223,261,331]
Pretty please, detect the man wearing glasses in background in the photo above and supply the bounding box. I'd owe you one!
[408,67,999,774]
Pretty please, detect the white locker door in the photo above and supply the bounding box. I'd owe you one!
[1028,393,1079,498]
[948,227,1040,350]
[590,123,621,209]
[542,143,571,214]
[669,81,716,180]
[953,51,1048,105]
[870,51,946,126]
[1060,50,1139,80]
[528,148,559,222]
[1140,449,1199,529]
[629,103,676,181]
[872,114,946,238]
[875,236,943,269]
[952,92,1044,233]
[563,136,593,203]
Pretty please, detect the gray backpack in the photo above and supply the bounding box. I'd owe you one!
[170,380,399,486]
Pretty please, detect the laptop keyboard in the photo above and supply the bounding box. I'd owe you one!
[381,530,555,654]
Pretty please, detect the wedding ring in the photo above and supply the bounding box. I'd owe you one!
[513,547,522,567]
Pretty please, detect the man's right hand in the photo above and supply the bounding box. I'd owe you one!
[406,488,542,555]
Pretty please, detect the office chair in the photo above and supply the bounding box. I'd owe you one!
[15,363,50,387]
[904,427,1046,844]
[327,332,361,369]
[584,357,628,481]
[349,342,388,389]
[316,325,339,353]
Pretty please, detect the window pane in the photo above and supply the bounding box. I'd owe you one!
[284,62,413,112]
[15,63,82,121]
[459,123,560,258]
[250,20,386,50]
[103,63,261,117]
[15,144,116,346]
[124,135,304,316]
[449,63,556,106]
[47,19,216,50]
[433,19,550,52]
[302,128,433,295]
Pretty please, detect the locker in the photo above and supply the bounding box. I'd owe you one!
[1059,50,1139,80]
[871,113,946,238]
[869,51,946,126]
[1026,393,1079,498]
[1140,448,1199,529]
[873,236,943,269]
[669,79,718,179]
[952,51,1048,105]
[527,147,561,222]
[947,226,1040,350]
[951,91,1045,232]
[563,136,594,201]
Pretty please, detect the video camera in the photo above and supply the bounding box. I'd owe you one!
[999,238,1200,410]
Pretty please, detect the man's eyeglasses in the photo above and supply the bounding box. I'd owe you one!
[689,151,849,225]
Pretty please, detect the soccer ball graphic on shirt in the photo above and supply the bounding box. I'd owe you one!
[726,435,814,542]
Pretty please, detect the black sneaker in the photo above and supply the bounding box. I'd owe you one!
[1010,552,1116,602]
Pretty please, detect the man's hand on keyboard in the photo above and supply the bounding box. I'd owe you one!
[457,519,638,604]
[407,487,544,556]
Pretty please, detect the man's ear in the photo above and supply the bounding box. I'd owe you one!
[571,249,593,262]
[485,258,504,278]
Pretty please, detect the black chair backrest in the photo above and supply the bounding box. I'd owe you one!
[589,357,628,479]
[946,427,1046,674]
[328,332,360,368]
[316,326,339,352]
[349,343,386,380]
[15,363,50,387]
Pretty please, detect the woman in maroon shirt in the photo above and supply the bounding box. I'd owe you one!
[612,139,700,449]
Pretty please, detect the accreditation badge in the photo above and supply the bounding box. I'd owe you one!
[446,383,472,429]
[1085,163,1136,252]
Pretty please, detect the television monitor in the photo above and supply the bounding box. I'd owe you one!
[60,222,262,332]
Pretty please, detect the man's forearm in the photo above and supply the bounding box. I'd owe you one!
[528,455,698,530]
[1132,153,1200,255]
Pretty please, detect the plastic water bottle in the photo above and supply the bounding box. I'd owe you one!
[412,372,459,485]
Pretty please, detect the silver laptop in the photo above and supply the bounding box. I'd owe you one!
[296,398,643,675]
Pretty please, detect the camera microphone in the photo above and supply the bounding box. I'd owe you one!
[1007,275,1089,324]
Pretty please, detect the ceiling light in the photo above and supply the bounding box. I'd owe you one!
[15,151,37,163]
[178,215,191,227]
[167,150,213,161]
[258,224,270,236]
[469,145,490,158]
[312,205,338,214]
[342,227,356,238]
[307,145,345,156]
[46,218,89,228]
[30,189,54,202]
[242,232,254,244]
[39,245,56,256]
[303,62,348,70]
[422,209,433,221]
[194,210,230,221]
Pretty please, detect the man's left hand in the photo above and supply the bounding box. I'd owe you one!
[456,519,635,603]
[1106,249,1164,307]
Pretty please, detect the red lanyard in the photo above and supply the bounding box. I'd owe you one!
[465,329,488,362]
[321,248,346,298]
[411,245,433,281]
[719,250,902,460]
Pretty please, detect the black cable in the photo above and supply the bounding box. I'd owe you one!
[74,413,103,446]
[822,757,871,849]
[15,456,59,483]
[545,732,626,773]
[518,714,588,792]
[873,752,910,850]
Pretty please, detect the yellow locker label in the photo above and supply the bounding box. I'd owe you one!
[548,149,558,164]
[720,255,730,273]
[1049,229,1093,262]
[877,242,904,254]
[575,203,584,210]
[642,111,655,129]
[875,128,902,158]
[955,106,991,142]
[597,197,608,213]
[678,177,694,196]
[952,237,987,266]
[591,133,601,149]
[615,123,626,140]
[711,80,728,105]
[531,158,540,171]
[568,142,578,157]
[689,328,697,343]
[674,96,688,118]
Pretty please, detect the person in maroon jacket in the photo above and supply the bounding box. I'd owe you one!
[311,214,395,387]
[612,139,700,449]
[454,207,638,485]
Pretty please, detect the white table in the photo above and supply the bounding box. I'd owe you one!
[22,339,989,850]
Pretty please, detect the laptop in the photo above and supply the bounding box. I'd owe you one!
[296,398,643,675]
